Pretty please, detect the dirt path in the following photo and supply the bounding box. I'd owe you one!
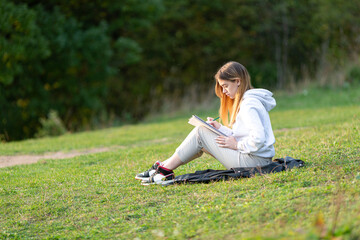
[0,138,169,168]
[0,147,112,168]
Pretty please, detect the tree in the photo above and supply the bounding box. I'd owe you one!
[1,2,113,140]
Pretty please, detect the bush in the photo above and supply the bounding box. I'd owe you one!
[346,65,360,84]
[35,110,67,138]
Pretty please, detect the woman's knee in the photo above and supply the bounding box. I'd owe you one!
[195,125,208,136]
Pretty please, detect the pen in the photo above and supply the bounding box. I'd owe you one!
[213,116,220,121]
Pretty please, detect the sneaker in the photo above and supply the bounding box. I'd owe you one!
[135,161,161,181]
[141,166,175,185]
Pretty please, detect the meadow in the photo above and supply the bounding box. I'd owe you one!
[0,85,360,239]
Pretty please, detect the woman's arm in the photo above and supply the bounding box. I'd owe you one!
[236,107,266,153]
[216,103,267,152]
[218,125,233,136]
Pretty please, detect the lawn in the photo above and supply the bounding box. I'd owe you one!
[1,85,360,239]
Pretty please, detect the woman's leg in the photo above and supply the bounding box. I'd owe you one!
[162,127,204,170]
[163,126,272,170]
[165,126,273,170]
[162,153,183,170]
[238,154,272,168]
[163,126,239,170]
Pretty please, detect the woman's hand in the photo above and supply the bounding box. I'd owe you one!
[206,117,221,129]
[215,136,238,150]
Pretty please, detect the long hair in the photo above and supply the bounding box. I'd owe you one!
[214,61,253,126]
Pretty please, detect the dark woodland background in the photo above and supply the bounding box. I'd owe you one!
[1,0,360,141]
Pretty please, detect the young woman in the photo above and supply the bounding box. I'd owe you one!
[136,61,276,185]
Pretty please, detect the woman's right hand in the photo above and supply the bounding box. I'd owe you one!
[206,117,221,129]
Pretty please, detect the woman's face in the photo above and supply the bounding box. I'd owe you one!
[218,78,239,99]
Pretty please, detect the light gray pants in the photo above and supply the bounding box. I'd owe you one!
[175,126,272,169]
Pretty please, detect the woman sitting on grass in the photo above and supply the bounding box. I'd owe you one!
[136,61,276,185]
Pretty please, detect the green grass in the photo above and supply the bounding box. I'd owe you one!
[1,85,360,239]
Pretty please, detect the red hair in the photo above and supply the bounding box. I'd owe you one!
[214,61,253,126]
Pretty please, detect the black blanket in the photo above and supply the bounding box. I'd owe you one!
[164,156,304,185]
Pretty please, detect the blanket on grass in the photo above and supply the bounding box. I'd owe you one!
[164,156,304,186]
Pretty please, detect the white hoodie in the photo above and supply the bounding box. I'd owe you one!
[219,89,276,158]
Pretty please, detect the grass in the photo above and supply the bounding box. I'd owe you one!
[0,84,360,239]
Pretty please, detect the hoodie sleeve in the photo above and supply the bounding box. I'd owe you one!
[236,104,266,153]
[218,125,233,136]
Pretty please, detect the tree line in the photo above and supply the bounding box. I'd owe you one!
[1,0,360,141]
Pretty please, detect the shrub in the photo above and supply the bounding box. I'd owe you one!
[346,65,360,84]
[35,110,67,138]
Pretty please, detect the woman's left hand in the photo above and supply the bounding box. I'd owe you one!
[215,136,238,150]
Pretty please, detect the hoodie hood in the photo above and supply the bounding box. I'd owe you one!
[243,89,276,111]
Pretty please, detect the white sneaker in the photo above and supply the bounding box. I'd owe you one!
[141,165,175,185]
[135,161,161,181]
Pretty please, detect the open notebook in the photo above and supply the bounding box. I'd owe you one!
[188,115,228,136]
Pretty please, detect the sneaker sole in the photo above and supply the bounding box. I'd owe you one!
[141,179,175,186]
[135,176,150,181]
[141,181,155,186]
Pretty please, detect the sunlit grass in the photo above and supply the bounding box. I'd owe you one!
[0,85,360,239]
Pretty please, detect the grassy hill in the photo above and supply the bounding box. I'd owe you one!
[1,85,360,239]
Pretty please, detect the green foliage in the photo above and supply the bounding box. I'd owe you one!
[2,0,360,141]
[35,110,67,138]
[346,65,360,84]
[113,37,142,66]
[0,0,49,84]
[34,6,113,130]
[0,2,114,140]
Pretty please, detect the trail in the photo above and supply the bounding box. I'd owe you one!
[0,147,111,168]
[0,137,169,168]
